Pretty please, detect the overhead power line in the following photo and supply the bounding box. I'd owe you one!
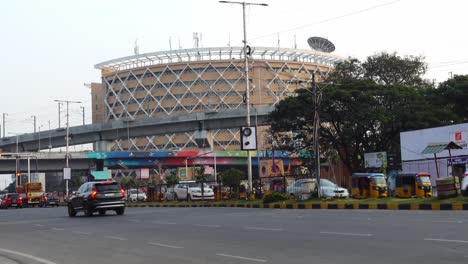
[249,0,401,42]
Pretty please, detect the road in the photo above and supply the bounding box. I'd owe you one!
[0,206,467,263]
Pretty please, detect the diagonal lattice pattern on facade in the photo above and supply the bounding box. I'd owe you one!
[94,46,342,151]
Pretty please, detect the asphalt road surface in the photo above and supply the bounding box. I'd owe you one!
[0,206,467,264]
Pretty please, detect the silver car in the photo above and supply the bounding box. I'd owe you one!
[287,178,349,200]
[172,181,214,201]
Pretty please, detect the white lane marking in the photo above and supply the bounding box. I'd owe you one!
[72,231,90,235]
[105,236,128,241]
[433,220,464,224]
[424,238,468,243]
[152,221,177,225]
[216,253,267,263]
[51,227,64,231]
[320,231,372,237]
[35,224,45,227]
[0,219,61,226]
[225,213,250,217]
[192,224,221,228]
[148,242,184,249]
[245,227,283,231]
[128,219,140,223]
[0,247,57,264]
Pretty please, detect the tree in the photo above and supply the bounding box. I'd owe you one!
[221,168,243,199]
[361,52,427,86]
[193,166,208,201]
[270,52,454,173]
[432,75,468,122]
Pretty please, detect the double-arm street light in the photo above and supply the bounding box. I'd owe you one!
[219,0,268,196]
[54,99,81,197]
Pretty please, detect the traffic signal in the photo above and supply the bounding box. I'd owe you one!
[240,126,257,150]
[16,171,21,178]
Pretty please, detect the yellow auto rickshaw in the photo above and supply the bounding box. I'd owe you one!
[395,172,432,198]
[351,173,388,198]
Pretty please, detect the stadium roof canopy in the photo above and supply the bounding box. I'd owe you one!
[95,46,344,71]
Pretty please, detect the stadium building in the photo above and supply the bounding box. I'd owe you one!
[92,40,343,152]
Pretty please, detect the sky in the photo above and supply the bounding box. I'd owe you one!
[1,0,467,139]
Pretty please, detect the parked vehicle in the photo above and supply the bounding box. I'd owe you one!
[165,187,176,201]
[67,181,126,217]
[172,181,214,201]
[126,189,147,202]
[287,179,317,200]
[461,170,468,197]
[320,179,349,198]
[39,192,60,207]
[395,172,432,198]
[351,173,388,198]
[287,178,349,200]
[1,193,23,209]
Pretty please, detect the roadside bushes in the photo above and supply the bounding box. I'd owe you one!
[263,192,290,203]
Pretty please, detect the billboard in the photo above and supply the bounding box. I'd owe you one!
[364,152,387,168]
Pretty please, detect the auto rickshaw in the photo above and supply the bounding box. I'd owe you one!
[351,173,388,198]
[395,172,432,198]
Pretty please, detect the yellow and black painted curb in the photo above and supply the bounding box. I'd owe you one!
[126,203,468,210]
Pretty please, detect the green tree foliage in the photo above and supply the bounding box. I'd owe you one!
[432,75,468,122]
[221,168,243,188]
[361,52,427,85]
[270,52,459,173]
[165,169,179,187]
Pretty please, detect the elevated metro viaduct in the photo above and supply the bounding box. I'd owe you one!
[0,107,273,153]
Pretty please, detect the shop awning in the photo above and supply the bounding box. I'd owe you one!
[421,141,462,154]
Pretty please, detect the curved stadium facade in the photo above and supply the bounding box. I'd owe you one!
[93,46,342,151]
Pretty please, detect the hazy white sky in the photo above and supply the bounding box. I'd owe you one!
[1,0,467,136]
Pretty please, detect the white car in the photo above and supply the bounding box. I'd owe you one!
[461,170,468,197]
[319,179,349,198]
[126,189,147,202]
[287,178,349,200]
[173,181,214,201]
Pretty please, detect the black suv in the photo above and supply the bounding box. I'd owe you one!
[67,181,126,217]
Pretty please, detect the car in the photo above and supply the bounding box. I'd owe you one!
[286,178,318,200]
[39,193,60,207]
[172,181,214,201]
[320,179,349,198]
[461,170,468,197]
[287,178,349,200]
[18,193,29,208]
[67,181,126,217]
[126,189,147,202]
[1,193,23,209]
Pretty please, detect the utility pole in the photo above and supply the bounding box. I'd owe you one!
[57,102,62,128]
[2,113,7,138]
[311,73,322,198]
[31,115,37,133]
[219,0,268,196]
[48,120,52,151]
[54,99,81,197]
[80,106,85,125]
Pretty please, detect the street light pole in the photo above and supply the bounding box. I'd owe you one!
[2,113,7,138]
[38,125,44,151]
[54,99,81,197]
[219,0,268,196]
[80,106,85,126]
[9,132,22,188]
[31,115,37,133]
